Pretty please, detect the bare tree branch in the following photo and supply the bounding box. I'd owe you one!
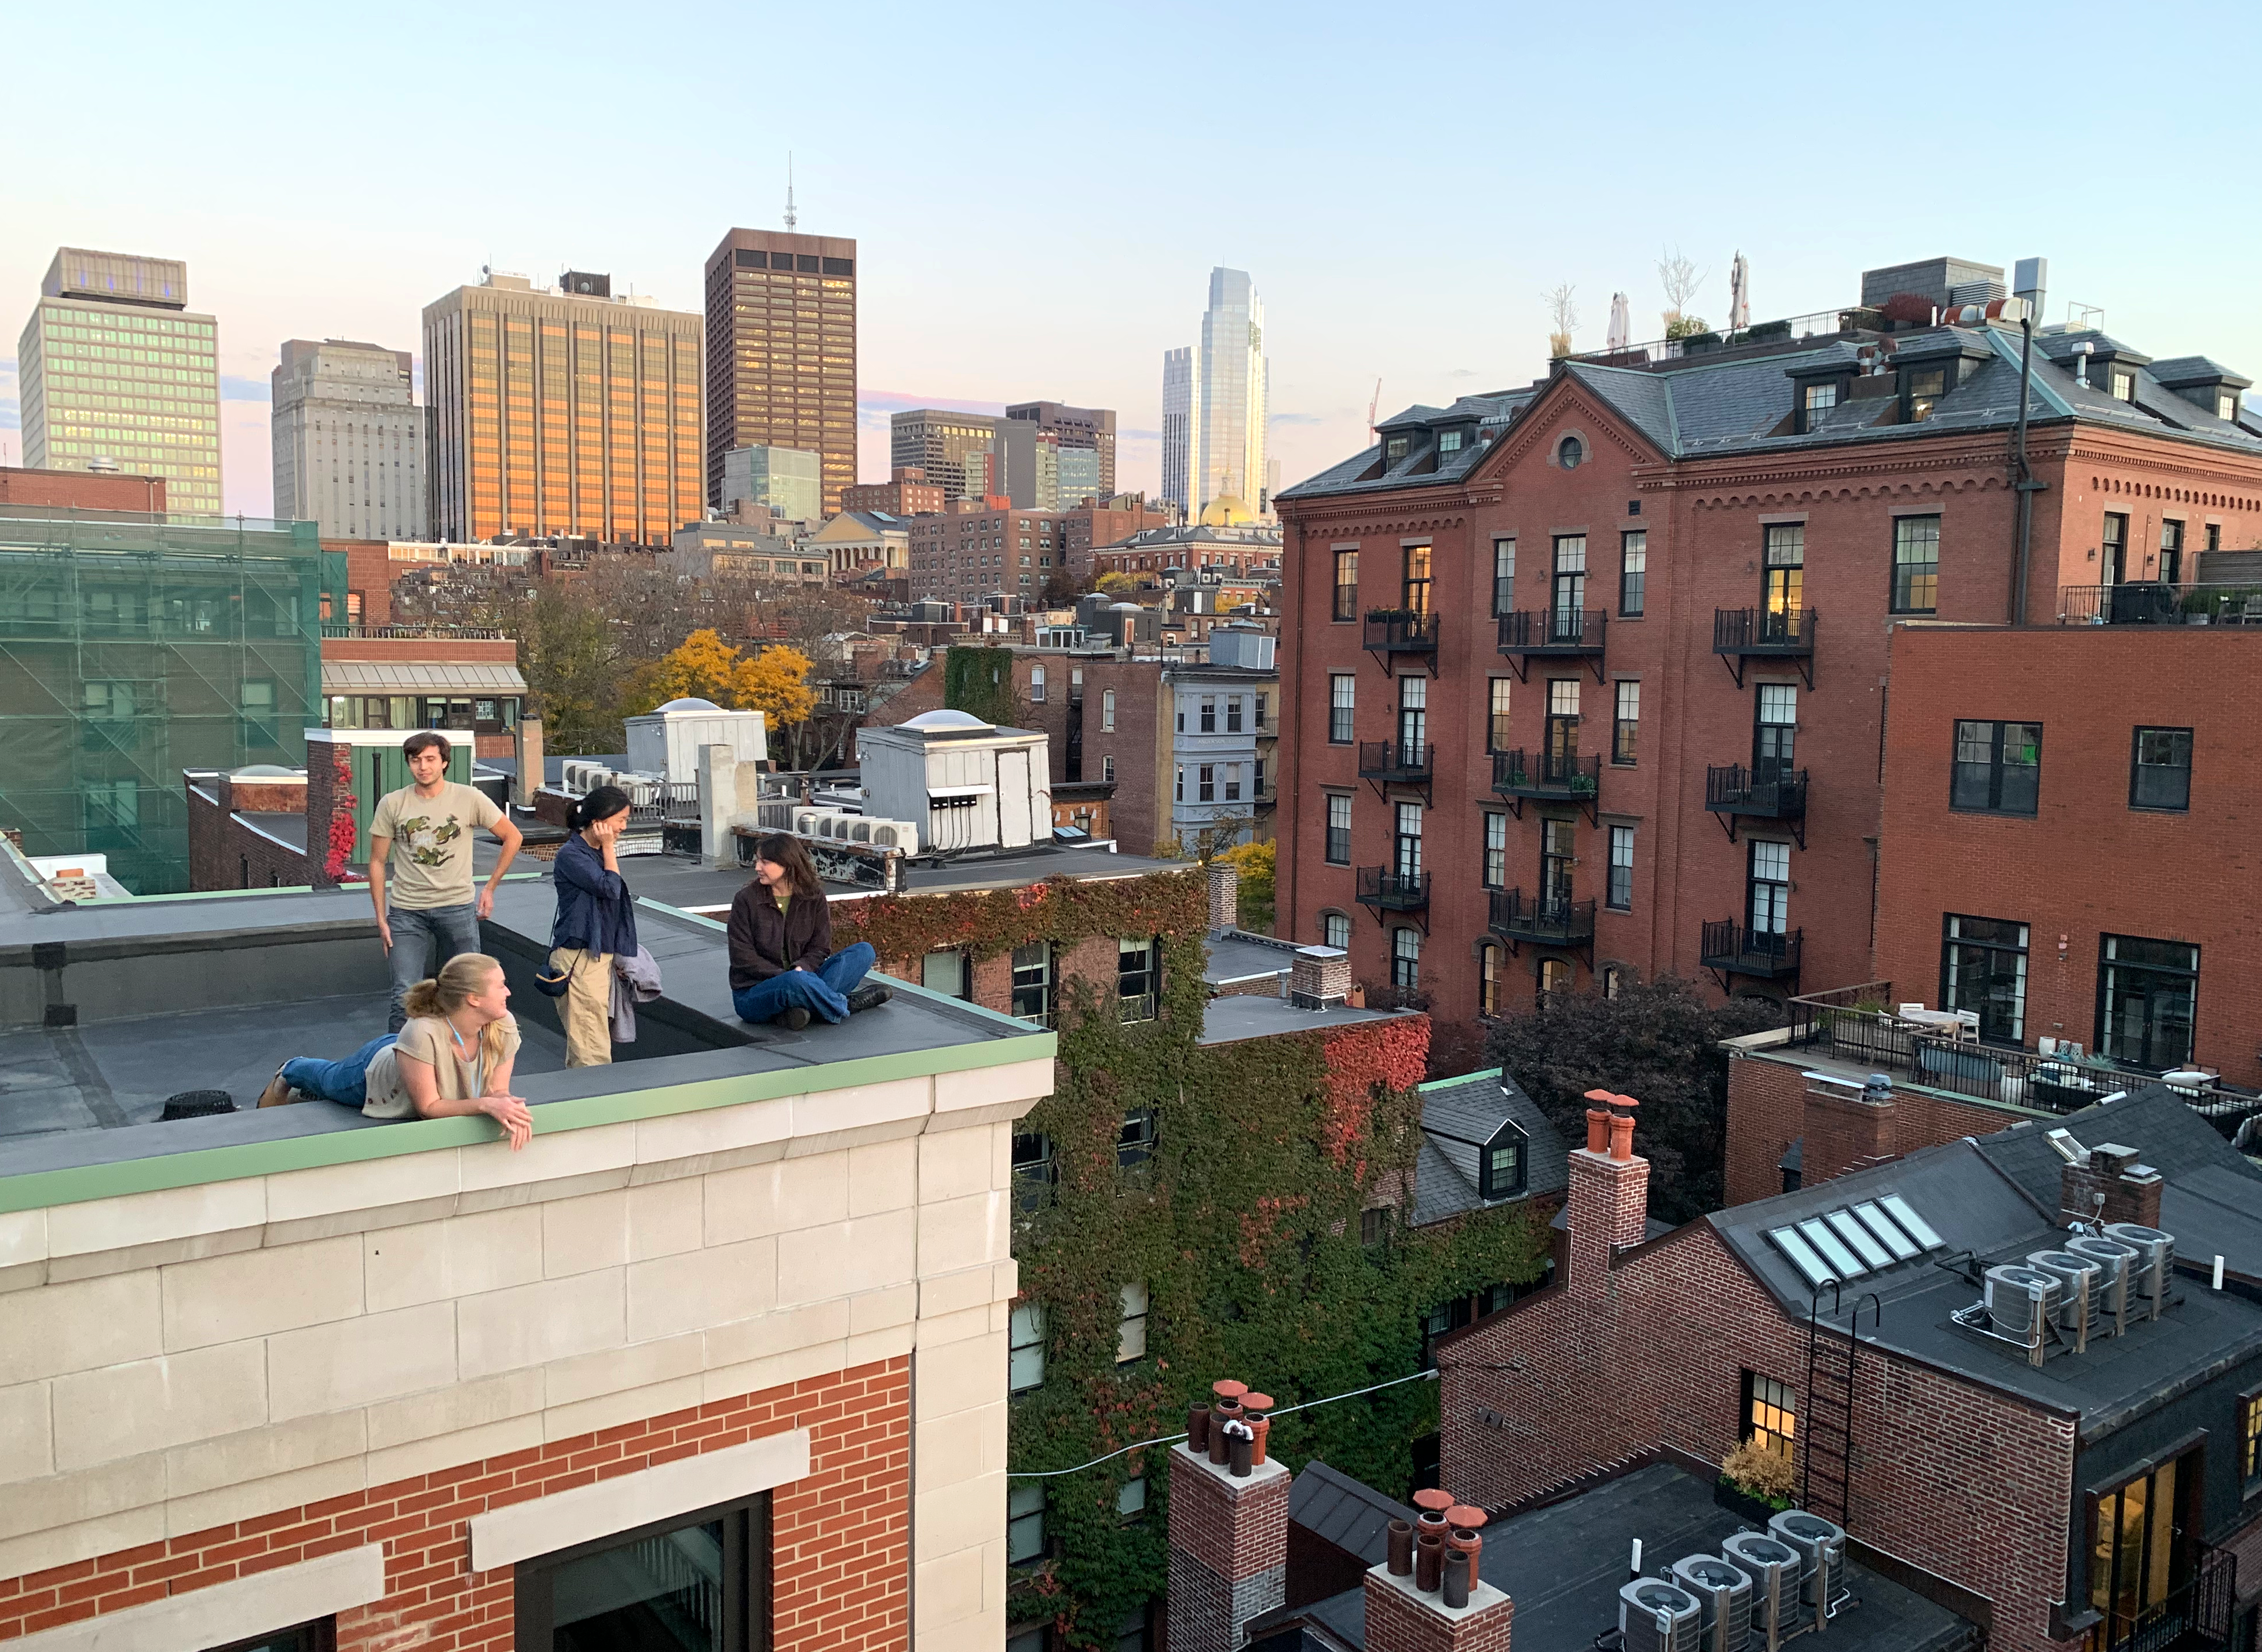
[1657,246,1706,322]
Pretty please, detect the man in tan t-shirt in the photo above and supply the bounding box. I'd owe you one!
[369,731,523,1031]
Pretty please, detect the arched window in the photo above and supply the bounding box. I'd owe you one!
[1322,910,1350,951]
[1600,963,1627,1000]
[1539,957,1573,1003]
[1391,927,1421,989]
[1479,943,1504,1018]
[1558,435,1585,470]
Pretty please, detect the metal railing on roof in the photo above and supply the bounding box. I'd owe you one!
[2057,583,2262,626]
[321,623,507,640]
[1568,307,1875,367]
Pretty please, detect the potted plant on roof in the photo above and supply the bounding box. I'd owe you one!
[1716,1438,1799,1523]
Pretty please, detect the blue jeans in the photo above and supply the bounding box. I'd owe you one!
[732,944,875,1026]
[386,902,484,1032]
[284,1035,397,1108]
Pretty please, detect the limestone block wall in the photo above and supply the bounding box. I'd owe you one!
[0,1054,1051,1652]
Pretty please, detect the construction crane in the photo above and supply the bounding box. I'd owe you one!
[1368,378,1382,439]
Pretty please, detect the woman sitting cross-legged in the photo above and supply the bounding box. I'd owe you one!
[255,953,534,1150]
[726,834,890,1030]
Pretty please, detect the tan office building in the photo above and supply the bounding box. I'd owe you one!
[422,271,702,547]
[703,229,857,516]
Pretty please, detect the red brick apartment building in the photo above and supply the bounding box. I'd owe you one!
[1434,1090,2262,1652]
[0,463,165,512]
[1272,255,2262,1039]
[842,466,947,518]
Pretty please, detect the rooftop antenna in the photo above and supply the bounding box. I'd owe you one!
[784,153,797,232]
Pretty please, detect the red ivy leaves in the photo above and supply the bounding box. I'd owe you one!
[833,868,1209,967]
[323,749,360,882]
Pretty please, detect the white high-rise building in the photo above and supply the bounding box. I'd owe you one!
[271,338,427,538]
[1163,268,1269,524]
[1161,345,1196,516]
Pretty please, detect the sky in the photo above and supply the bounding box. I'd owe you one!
[2,0,2257,521]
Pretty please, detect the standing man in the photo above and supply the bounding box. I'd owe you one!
[369,731,523,1032]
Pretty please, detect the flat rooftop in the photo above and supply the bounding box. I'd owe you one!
[0,874,1053,1210]
[597,841,1190,914]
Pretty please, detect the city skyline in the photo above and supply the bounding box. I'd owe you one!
[1,0,2257,522]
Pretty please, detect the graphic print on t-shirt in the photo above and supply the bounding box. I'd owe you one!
[392,814,466,867]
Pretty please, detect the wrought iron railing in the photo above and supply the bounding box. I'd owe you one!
[1497,608,1607,652]
[1362,610,1439,652]
[1701,920,1802,975]
[1706,764,1809,817]
[320,623,507,639]
[1357,867,1431,910]
[1359,740,1435,783]
[2057,583,2262,626]
[2100,1543,2237,1652]
[1488,889,1596,945]
[1715,607,1817,653]
[1493,749,1601,798]
[1569,307,1869,366]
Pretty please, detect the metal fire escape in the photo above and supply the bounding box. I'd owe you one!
[1801,1283,1880,1527]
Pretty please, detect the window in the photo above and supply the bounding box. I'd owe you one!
[1481,1131,1526,1200]
[2097,935,2198,1071]
[1386,436,1409,462]
[2103,512,2129,583]
[1762,524,1804,625]
[1539,957,1572,1001]
[240,679,278,747]
[1892,515,1940,614]
[1118,1106,1158,1172]
[1749,840,1790,936]
[2110,368,2136,403]
[1174,766,1184,803]
[923,948,970,999]
[1329,674,1355,744]
[1012,942,1054,1026]
[1601,963,1626,1000]
[1613,679,1639,765]
[2158,519,2184,586]
[1117,1282,1150,1365]
[1479,943,1504,1018]
[1103,755,1115,783]
[1492,537,1516,616]
[1326,794,1353,864]
[1942,916,2029,1045]
[1322,911,1351,951]
[1117,1475,1149,1522]
[1199,696,1216,733]
[1550,535,1587,640]
[2242,1390,2261,1485]
[1361,1205,1392,1247]
[1482,812,1508,889]
[1755,684,1796,777]
[1029,664,1047,702]
[1198,764,1215,803]
[1401,543,1432,615]
[1394,801,1423,880]
[1803,381,1839,424]
[1012,1132,1055,1215]
[1952,720,2041,815]
[1558,435,1584,470]
[1743,1371,1796,1461]
[2089,1452,2193,1652]
[1607,825,1634,911]
[1118,938,1160,1022]
[2130,728,2192,812]
[1540,816,1574,912]
[1619,531,1646,616]
[1391,926,1421,989]
[514,1493,766,1651]
[1226,696,1243,733]
[1008,1302,1047,1394]
[1488,678,1513,753]
[1008,1483,1047,1563]
[1397,673,1427,761]
[1225,765,1243,803]
[1906,367,1946,422]
[1102,689,1116,730]
[1333,550,1360,620]
[1439,429,1463,453]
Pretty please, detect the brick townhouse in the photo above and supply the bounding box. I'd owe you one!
[1271,254,2262,1037]
[1432,1088,2262,1652]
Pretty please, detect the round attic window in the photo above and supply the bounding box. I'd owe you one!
[1558,436,1585,470]
[903,709,991,731]
[655,697,723,713]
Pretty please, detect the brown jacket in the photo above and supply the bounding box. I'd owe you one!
[726,882,833,991]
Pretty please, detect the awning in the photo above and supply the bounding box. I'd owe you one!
[321,661,529,695]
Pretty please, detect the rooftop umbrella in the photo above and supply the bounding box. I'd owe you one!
[1606,291,1631,351]
[1729,252,1751,331]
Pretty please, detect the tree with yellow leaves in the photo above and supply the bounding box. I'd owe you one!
[732,644,815,731]
[634,628,744,709]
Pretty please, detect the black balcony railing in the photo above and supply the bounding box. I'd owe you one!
[1357,867,1431,913]
[1714,606,1817,688]
[1362,610,1439,653]
[1489,889,1596,948]
[1493,748,1601,805]
[2101,1543,2237,1652]
[1497,608,1607,652]
[1706,765,1809,845]
[1359,740,1434,784]
[1700,920,1803,980]
[2059,582,2262,626]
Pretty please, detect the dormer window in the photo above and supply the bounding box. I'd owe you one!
[1439,429,1464,454]
[1906,367,1946,423]
[1480,1125,1528,1200]
[1804,382,1838,420]
[1386,435,1409,462]
[2220,392,2240,422]
[2111,369,2136,403]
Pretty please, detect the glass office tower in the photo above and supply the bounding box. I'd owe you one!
[17,249,224,517]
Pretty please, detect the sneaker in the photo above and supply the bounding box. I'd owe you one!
[779,1005,813,1032]
[846,984,893,1014]
[255,1068,300,1109]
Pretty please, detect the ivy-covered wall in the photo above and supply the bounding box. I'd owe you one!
[943,642,1021,728]
[835,870,1555,1649]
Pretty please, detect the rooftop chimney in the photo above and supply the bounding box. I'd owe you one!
[1567,1091,1649,1296]
[1801,1072,1896,1185]
[1170,1377,1291,1652]
[2060,1139,2165,1230]
[1364,1479,1512,1652]
[1291,944,1350,1010]
[1208,861,1240,932]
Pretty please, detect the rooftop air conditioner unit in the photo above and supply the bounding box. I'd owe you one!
[1767,1512,1847,1625]
[2065,1233,2136,1333]
[1985,1266,2062,1344]
[1671,1556,1755,1652]
[2103,1223,2175,1319]
[1621,1581,1703,1652]
[2026,1251,2102,1347]
[1720,1534,1799,1652]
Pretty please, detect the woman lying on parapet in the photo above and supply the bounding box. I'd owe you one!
[254,953,534,1150]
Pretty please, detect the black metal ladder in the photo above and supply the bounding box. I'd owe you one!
[1802,1284,1880,1526]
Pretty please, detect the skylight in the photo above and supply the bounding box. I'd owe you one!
[1766,1193,1945,1288]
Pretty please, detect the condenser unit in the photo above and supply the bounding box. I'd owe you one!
[1671,1555,1755,1652]
[1620,1581,1702,1652]
[1720,1534,1798,1652]
[1768,1511,1847,1623]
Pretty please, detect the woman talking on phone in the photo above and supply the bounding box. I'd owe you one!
[548,784,637,1067]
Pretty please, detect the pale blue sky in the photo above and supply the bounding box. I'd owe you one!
[3,0,2255,518]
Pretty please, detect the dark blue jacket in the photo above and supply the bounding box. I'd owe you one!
[550,834,638,959]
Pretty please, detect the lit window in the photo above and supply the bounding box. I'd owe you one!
[1482,812,1507,889]
[2111,369,2136,402]
[1744,1371,1795,1460]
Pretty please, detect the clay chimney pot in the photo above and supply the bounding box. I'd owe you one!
[1585,1108,1610,1154]
[1411,1488,1455,1514]
[1212,1378,1249,1401]
[1241,1392,1274,1413]
[1446,1505,1488,1529]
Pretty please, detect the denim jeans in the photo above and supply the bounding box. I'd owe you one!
[731,943,876,1026]
[386,902,484,1032]
[283,1035,397,1108]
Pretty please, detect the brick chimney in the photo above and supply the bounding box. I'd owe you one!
[1802,1072,1896,1184]
[1168,1379,1291,1652]
[1565,1091,1649,1296]
[1363,1482,1512,1652]
[1208,861,1240,931]
[513,716,543,810]
[2060,1142,2165,1229]
[1290,944,1350,1010]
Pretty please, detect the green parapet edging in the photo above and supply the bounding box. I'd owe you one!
[0,1026,1057,1216]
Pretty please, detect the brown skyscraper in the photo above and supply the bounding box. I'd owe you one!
[703,231,857,515]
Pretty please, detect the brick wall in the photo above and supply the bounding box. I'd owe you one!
[0,466,165,511]
[186,780,315,891]
[1438,1164,2080,1652]
[324,539,397,624]
[0,1359,907,1652]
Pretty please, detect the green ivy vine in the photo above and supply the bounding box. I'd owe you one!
[943,643,1022,728]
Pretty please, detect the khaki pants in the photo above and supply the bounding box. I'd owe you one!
[550,947,612,1067]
